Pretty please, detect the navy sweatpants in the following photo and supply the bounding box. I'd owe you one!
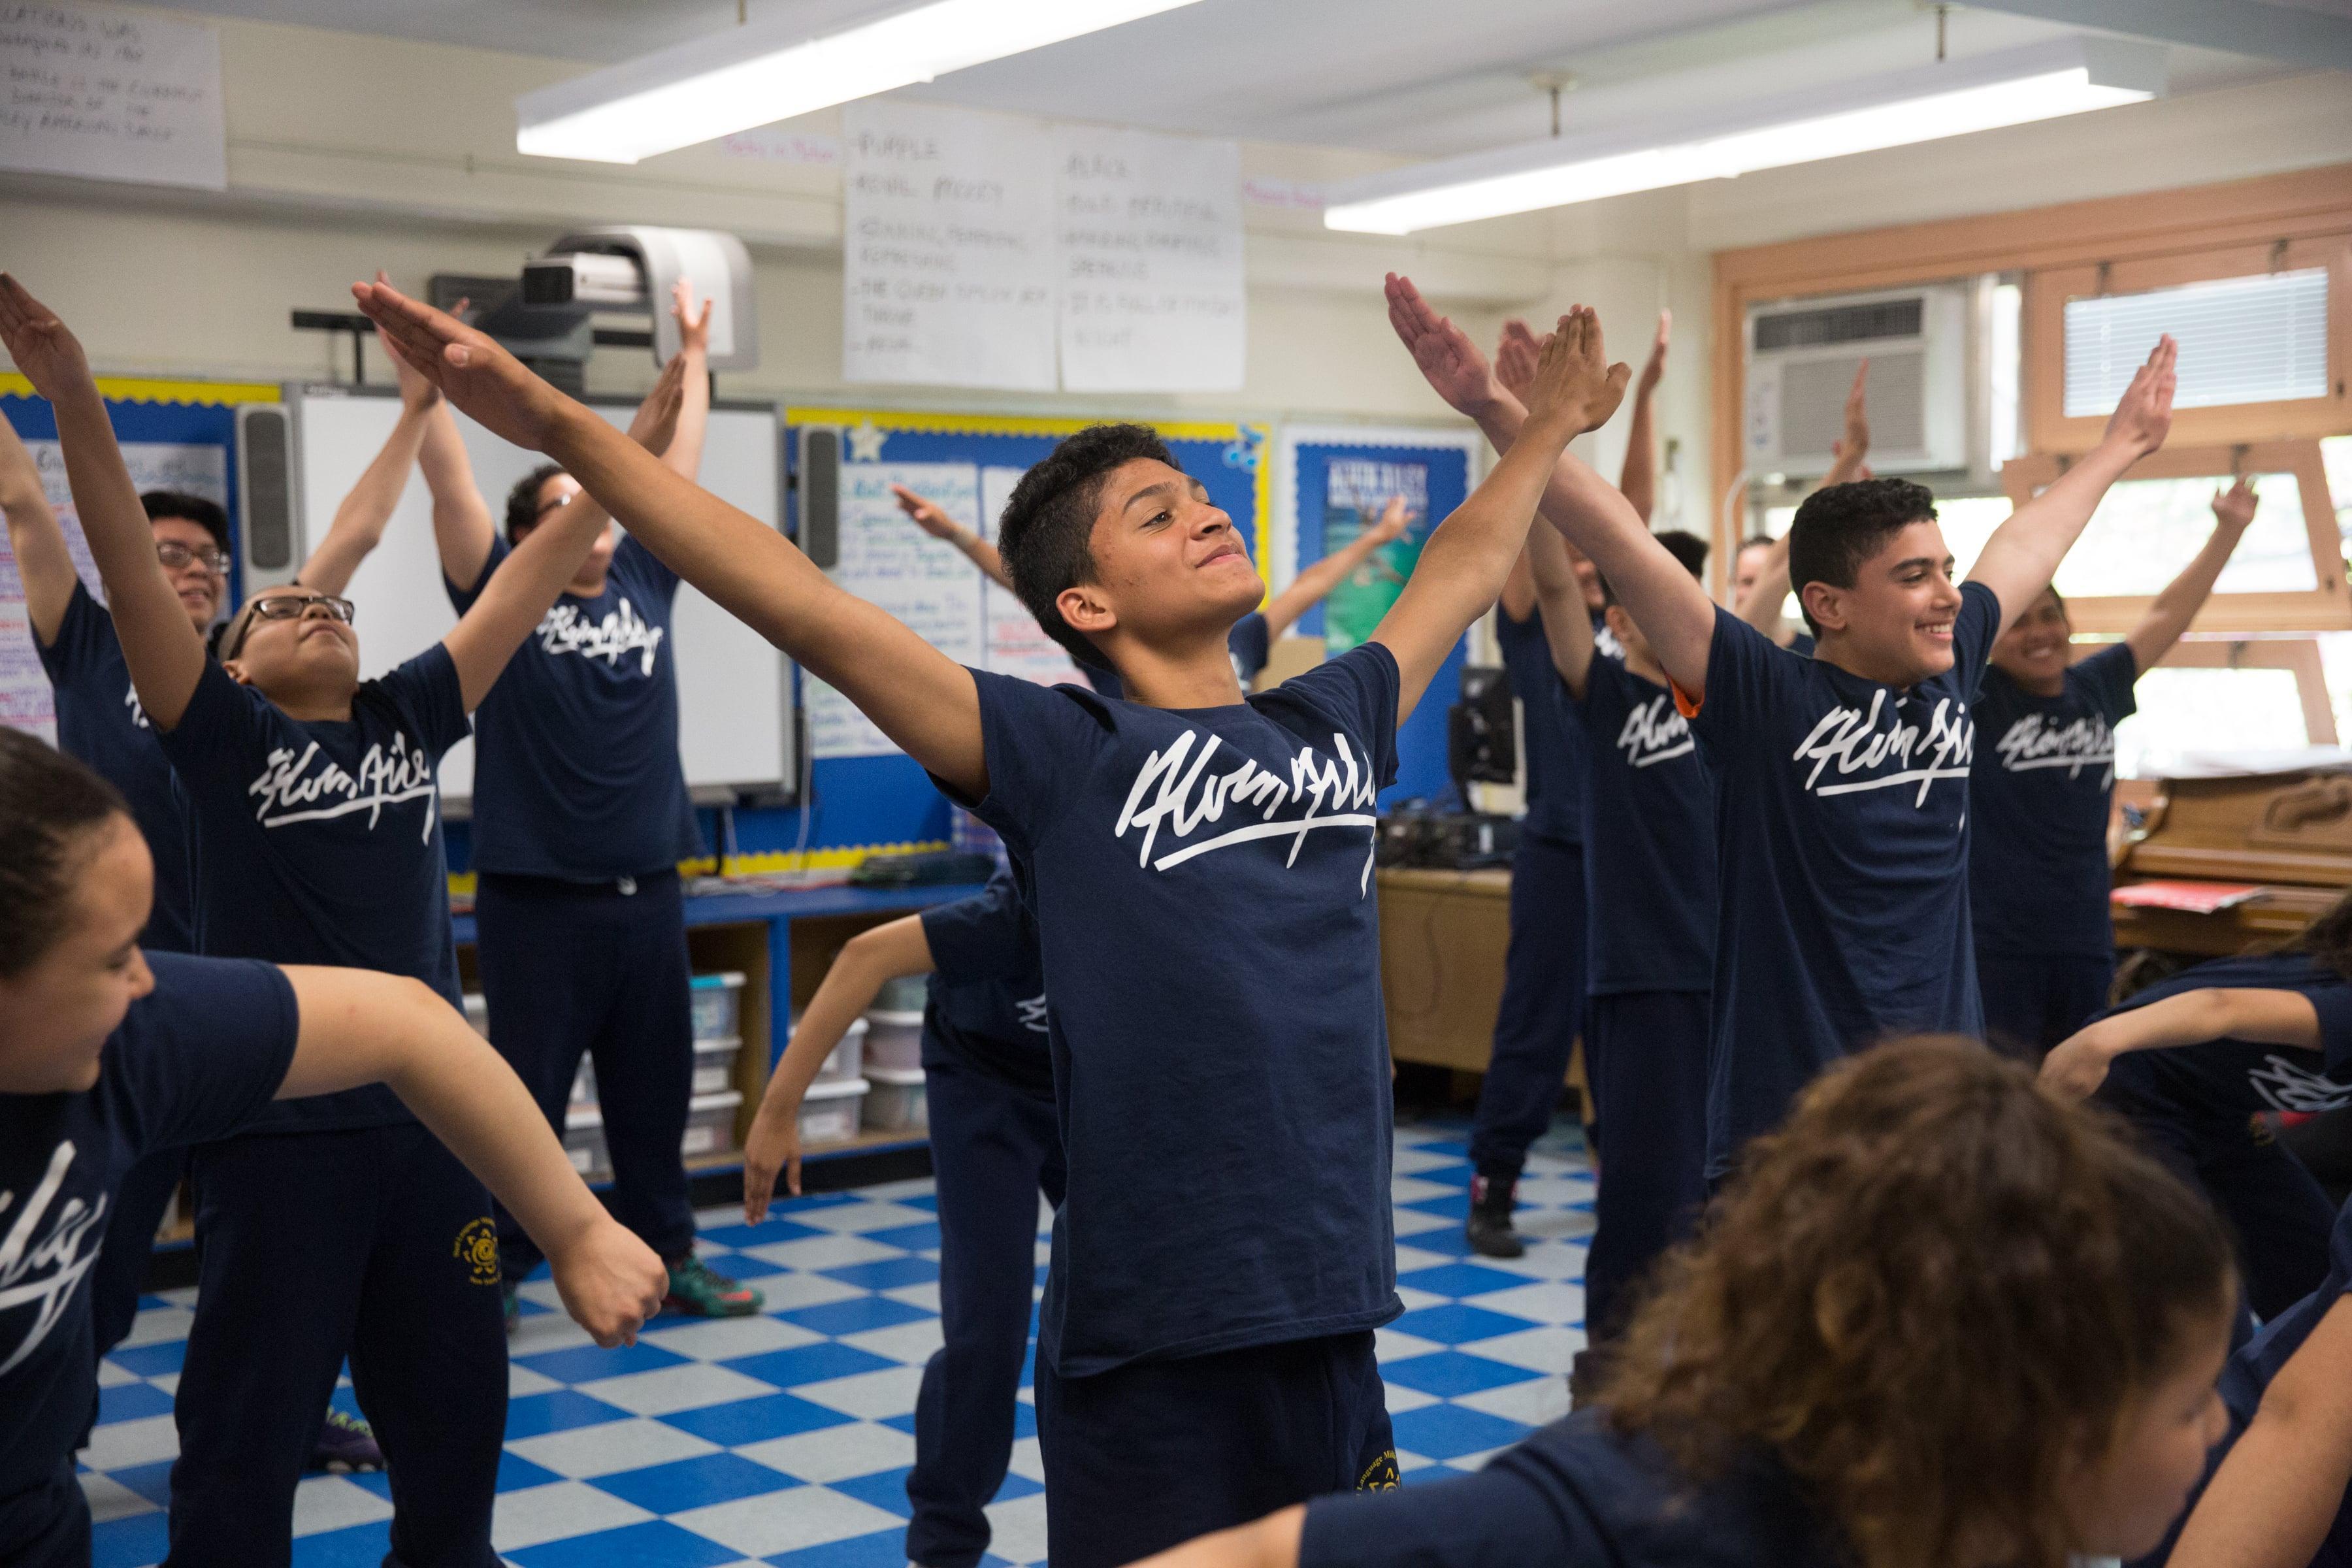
[0,1463,89,1568]
[906,1057,1066,1568]
[79,1147,186,1448]
[1033,1330,1395,1568]
[476,870,696,1272]
[2115,1105,2336,1323]
[167,1124,507,1568]
[1582,990,1710,1345]
[1468,835,1588,1180]
[1978,951,2114,1062]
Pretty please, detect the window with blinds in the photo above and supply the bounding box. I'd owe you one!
[2063,267,2329,417]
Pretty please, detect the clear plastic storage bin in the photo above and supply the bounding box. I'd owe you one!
[681,1089,744,1160]
[862,1007,924,1072]
[798,1077,868,1147]
[816,1016,867,1083]
[862,1066,928,1132]
[563,1107,610,1180]
[875,974,930,1014]
[689,972,746,1041]
[462,993,489,1037]
[691,1036,742,1096]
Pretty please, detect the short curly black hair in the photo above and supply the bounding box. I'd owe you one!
[141,491,230,553]
[504,462,568,542]
[1786,477,1939,636]
[997,423,1175,672]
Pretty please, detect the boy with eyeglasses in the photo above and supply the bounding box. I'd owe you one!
[1,357,444,1471]
[0,270,676,1563]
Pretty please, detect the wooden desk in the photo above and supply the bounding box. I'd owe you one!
[1378,868,1584,1108]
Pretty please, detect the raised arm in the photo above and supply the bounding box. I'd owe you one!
[742,915,934,1220]
[1394,276,1712,696]
[1968,336,2176,636]
[0,276,205,728]
[2040,987,2320,1101]
[2166,1295,2352,1568]
[1618,310,1670,523]
[294,316,437,597]
[355,279,989,799]
[2125,477,2257,674]
[1727,368,1867,637]
[416,402,498,593]
[1494,324,1599,694]
[1262,495,1407,638]
[1371,297,1629,721]
[662,278,711,483]
[438,484,615,711]
[894,483,1016,594]
[0,399,77,644]
[276,966,668,1347]
[1821,360,1872,488]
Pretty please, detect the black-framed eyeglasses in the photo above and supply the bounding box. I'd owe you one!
[246,593,355,627]
[533,493,575,519]
[157,540,232,576]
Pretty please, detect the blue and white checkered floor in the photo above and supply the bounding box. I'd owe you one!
[79,1115,1593,1568]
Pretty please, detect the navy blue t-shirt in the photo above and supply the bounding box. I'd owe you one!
[1969,645,2136,958]
[919,869,1052,1100]
[1788,630,1816,657]
[949,644,1403,1375]
[159,649,469,1131]
[34,582,195,954]
[0,954,295,1530]
[1494,603,1584,846]
[448,533,702,879]
[1688,583,1999,1177]
[1571,654,1716,994]
[1079,612,1273,700]
[2095,952,2352,1126]
[1300,1409,1838,1568]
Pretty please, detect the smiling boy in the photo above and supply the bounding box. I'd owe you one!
[1384,273,2176,1179]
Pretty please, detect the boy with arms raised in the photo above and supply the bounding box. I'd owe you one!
[1384,272,2176,1179]
[351,276,1629,1568]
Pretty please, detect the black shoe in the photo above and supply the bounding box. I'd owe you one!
[1465,1173,1524,1259]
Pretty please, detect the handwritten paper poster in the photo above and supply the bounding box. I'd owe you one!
[1057,127,1244,393]
[0,3,226,190]
[842,101,1057,391]
[0,438,227,741]
[980,463,1080,688]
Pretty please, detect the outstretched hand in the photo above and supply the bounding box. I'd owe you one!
[352,278,571,453]
[1369,493,1410,547]
[2212,474,2259,534]
[741,1095,804,1224]
[2039,1032,2113,1103]
[1636,308,1671,397]
[1841,360,1870,460]
[1494,318,1541,404]
[2102,335,2178,459]
[1386,273,1503,417]
[0,274,94,402]
[627,351,689,455]
[672,277,713,359]
[372,272,444,412]
[1522,307,1631,440]
[548,1215,669,1348]
[890,483,962,542]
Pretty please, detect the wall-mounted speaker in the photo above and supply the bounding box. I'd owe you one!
[235,402,301,588]
[796,425,840,570]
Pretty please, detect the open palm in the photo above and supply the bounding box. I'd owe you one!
[2103,335,2178,458]
[0,274,93,400]
[353,280,568,452]
[1386,272,1499,416]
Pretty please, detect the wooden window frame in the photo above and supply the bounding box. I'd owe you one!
[2025,237,2352,454]
[2000,440,2349,634]
[2111,634,2340,747]
[1710,163,2352,602]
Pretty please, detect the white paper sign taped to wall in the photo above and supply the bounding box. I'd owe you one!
[0,3,227,191]
[1057,126,1244,393]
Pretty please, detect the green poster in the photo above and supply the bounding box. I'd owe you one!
[1322,457,1428,653]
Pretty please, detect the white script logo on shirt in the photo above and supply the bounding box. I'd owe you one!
[1793,689,1974,806]
[0,1142,106,1377]
[1993,713,2115,787]
[1617,694,1693,769]
[1017,992,1050,1034]
[247,732,438,842]
[1115,728,1382,890]
[123,681,150,731]
[534,599,663,676]
[2247,1053,2352,1114]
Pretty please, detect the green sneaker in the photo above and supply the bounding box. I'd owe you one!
[308,1408,384,1473]
[664,1253,763,1318]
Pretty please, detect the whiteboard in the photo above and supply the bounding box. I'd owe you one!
[285,387,794,805]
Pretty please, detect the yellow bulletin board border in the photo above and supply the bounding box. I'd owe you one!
[786,406,1279,595]
[0,372,282,406]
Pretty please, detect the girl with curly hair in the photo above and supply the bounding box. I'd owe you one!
[1129,1036,2236,1568]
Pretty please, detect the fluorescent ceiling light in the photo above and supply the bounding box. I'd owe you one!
[1324,37,2165,234]
[517,0,1208,164]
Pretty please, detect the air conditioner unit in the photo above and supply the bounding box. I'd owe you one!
[1744,284,1968,477]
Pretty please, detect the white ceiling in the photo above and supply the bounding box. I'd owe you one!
[166,0,2311,157]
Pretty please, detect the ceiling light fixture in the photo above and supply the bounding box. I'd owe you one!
[1323,37,2164,235]
[516,0,1209,165]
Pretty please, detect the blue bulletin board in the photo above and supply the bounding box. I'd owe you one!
[1281,426,1483,804]
[740,405,1275,875]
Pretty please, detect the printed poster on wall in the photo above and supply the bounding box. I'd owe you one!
[0,3,227,190]
[1318,455,1431,655]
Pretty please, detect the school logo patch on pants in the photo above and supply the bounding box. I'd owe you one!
[455,1217,501,1286]
[1356,1449,1401,1491]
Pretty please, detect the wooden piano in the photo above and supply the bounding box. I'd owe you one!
[2112,771,2352,956]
